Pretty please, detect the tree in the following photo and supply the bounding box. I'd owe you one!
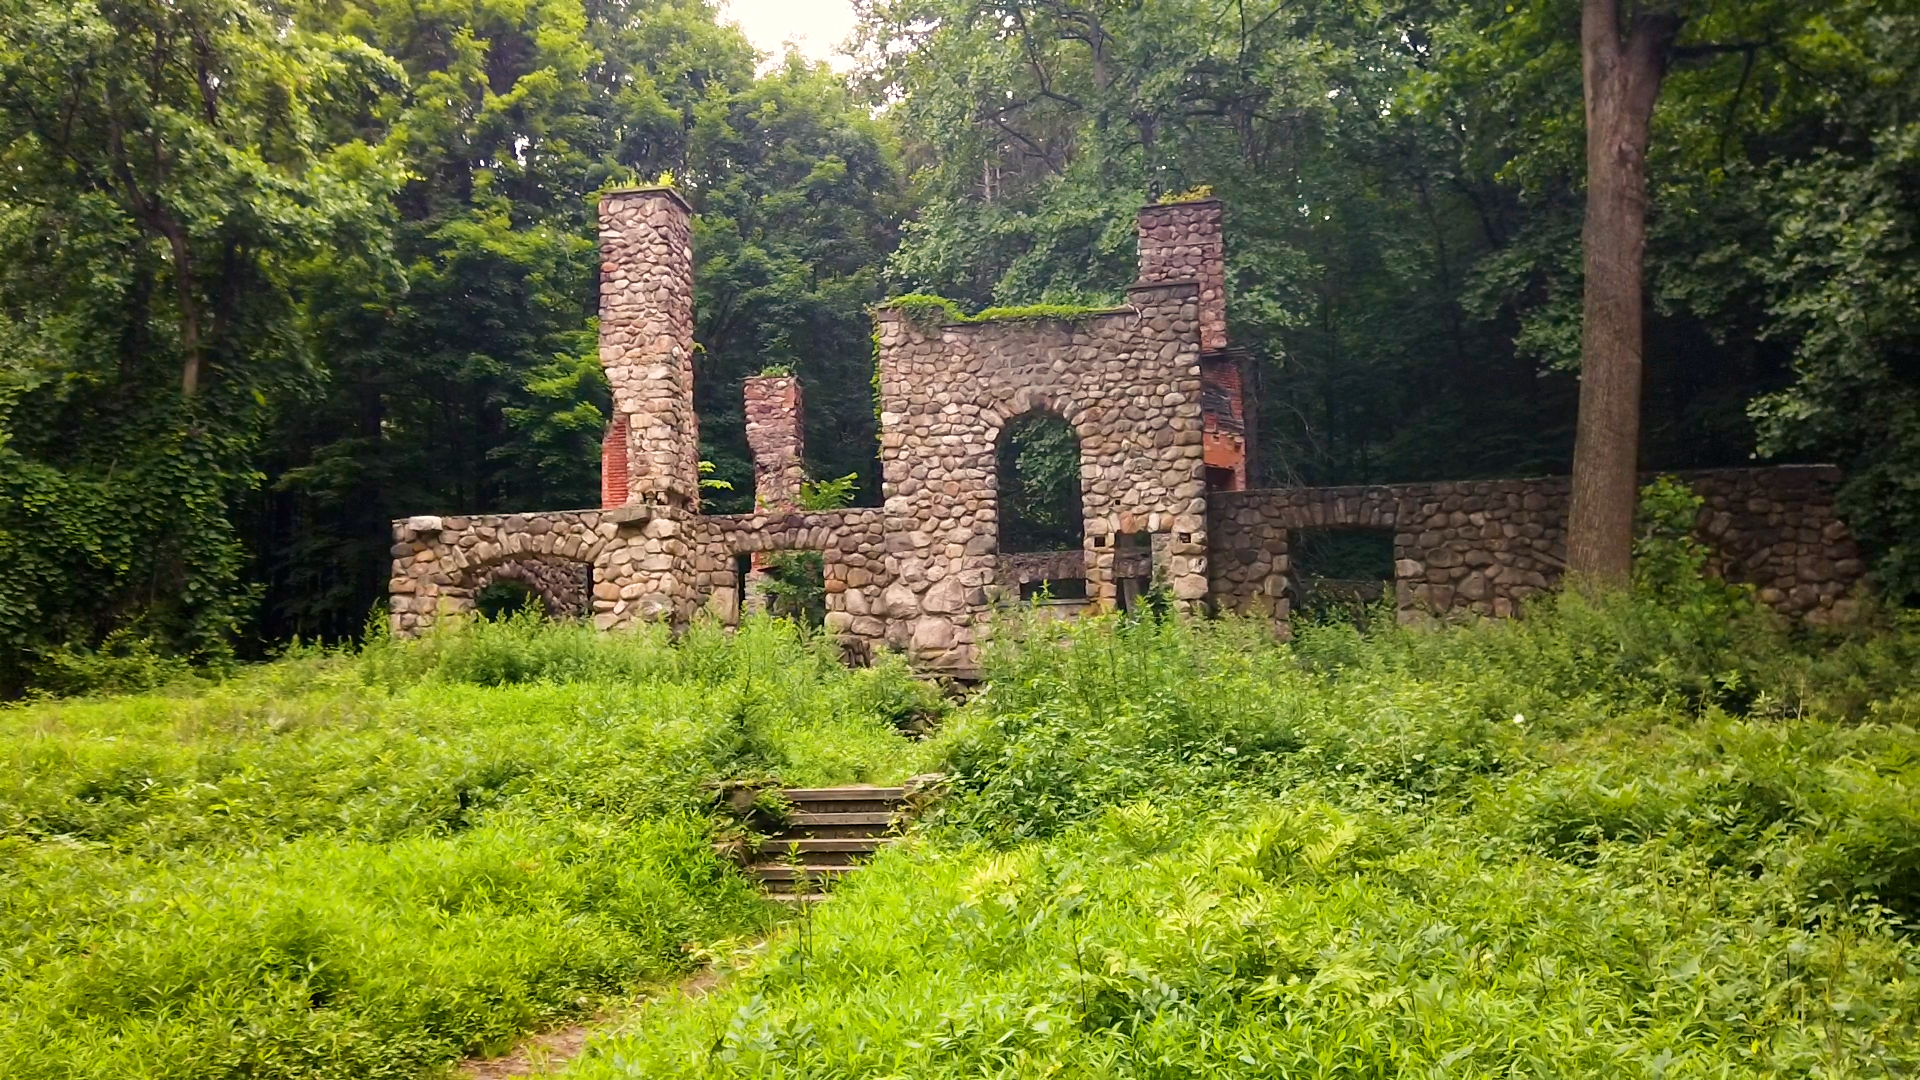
[0,0,401,690]
[1564,0,1683,585]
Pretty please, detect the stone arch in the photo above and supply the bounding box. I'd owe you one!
[982,388,1099,443]
[460,554,594,621]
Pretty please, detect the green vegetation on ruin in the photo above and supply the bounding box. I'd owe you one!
[880,293,1121,329]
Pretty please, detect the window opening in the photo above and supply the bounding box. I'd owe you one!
[997,411,1083,553]
[1290,528,1394,626]
[475,579,543,621]
[1019,578,1089,602]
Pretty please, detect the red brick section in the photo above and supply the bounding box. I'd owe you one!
[600,414,629,509]
[1200,355,1246,490]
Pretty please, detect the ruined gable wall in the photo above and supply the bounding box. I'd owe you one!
[870,281,1209,673]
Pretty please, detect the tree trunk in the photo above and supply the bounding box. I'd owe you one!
[1565,0,1681,588]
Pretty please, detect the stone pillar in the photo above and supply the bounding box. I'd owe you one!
[743,374,806,510]
[599,186,700,510]
[1136,197,1227,353]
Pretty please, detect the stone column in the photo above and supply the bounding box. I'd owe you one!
[743,374,806,510]
[1136,197,1227,353]
[599,186,700,510]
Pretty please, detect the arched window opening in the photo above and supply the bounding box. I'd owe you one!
[475,579,543,621]
[997,411,1084,554]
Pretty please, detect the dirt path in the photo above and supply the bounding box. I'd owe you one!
[458,967,730,1078]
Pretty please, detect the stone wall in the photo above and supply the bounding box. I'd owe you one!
[689,508,890,652]
[743,374,806,510]
[389,504,705,634]
[1137,198,1227,353]
[1206,464,1866,629]
[471,556,593,619]
[872,278,1210,673]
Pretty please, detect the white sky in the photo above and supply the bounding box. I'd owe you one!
[722,0,860,70]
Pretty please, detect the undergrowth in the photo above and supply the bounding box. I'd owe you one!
[570,592,1920,1078]
[0,615,931,1079]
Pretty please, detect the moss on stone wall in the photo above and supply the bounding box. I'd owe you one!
[879,293,1118,329]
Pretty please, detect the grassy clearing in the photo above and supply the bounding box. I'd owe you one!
[569,595,1920,1078]
[0,616,934,1080]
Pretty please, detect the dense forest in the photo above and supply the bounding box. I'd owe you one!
[1,0,1917,690]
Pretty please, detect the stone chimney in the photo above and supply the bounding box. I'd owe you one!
[1136,198,1226,353]
[598,186,700,510]
[743,374,805,510]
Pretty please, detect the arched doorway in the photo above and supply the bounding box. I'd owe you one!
[996,410,1086,601]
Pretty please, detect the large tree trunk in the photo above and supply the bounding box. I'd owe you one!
[1565,0,1681,587]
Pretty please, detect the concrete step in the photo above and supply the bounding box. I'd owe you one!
[781,786,906,801]
[779,787,907,815]
[752,864,859,885]
[724,782,934,902]
[754,837,893,866]
[784,810,896,833]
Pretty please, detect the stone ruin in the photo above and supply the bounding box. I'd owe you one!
[390,187,1870,675]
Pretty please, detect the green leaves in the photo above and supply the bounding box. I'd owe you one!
[0,0,403,689]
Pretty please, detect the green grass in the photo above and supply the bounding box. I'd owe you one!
[11,589,1920,1078]
[0,615,932,1079]
[567,596,1920,1078]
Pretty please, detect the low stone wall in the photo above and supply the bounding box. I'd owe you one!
[388,505,701,634]
[1206,465,1864,628]
[691,508,891,650]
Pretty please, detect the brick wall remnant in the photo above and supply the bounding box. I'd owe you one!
[1200,353,1247,490]
[743,374,806,510]
[600,414,629,509]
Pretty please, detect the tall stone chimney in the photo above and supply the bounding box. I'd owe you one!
[743,374,805,510]
[598,186,700,510]
[1136,197,1227,353]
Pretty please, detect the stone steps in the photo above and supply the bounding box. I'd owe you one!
[741,785,911,900]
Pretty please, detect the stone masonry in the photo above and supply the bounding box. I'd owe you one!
[601,187,700,511]
[743,374,806,511]
[1208,465,1867,630]
[391,190,1871,673]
